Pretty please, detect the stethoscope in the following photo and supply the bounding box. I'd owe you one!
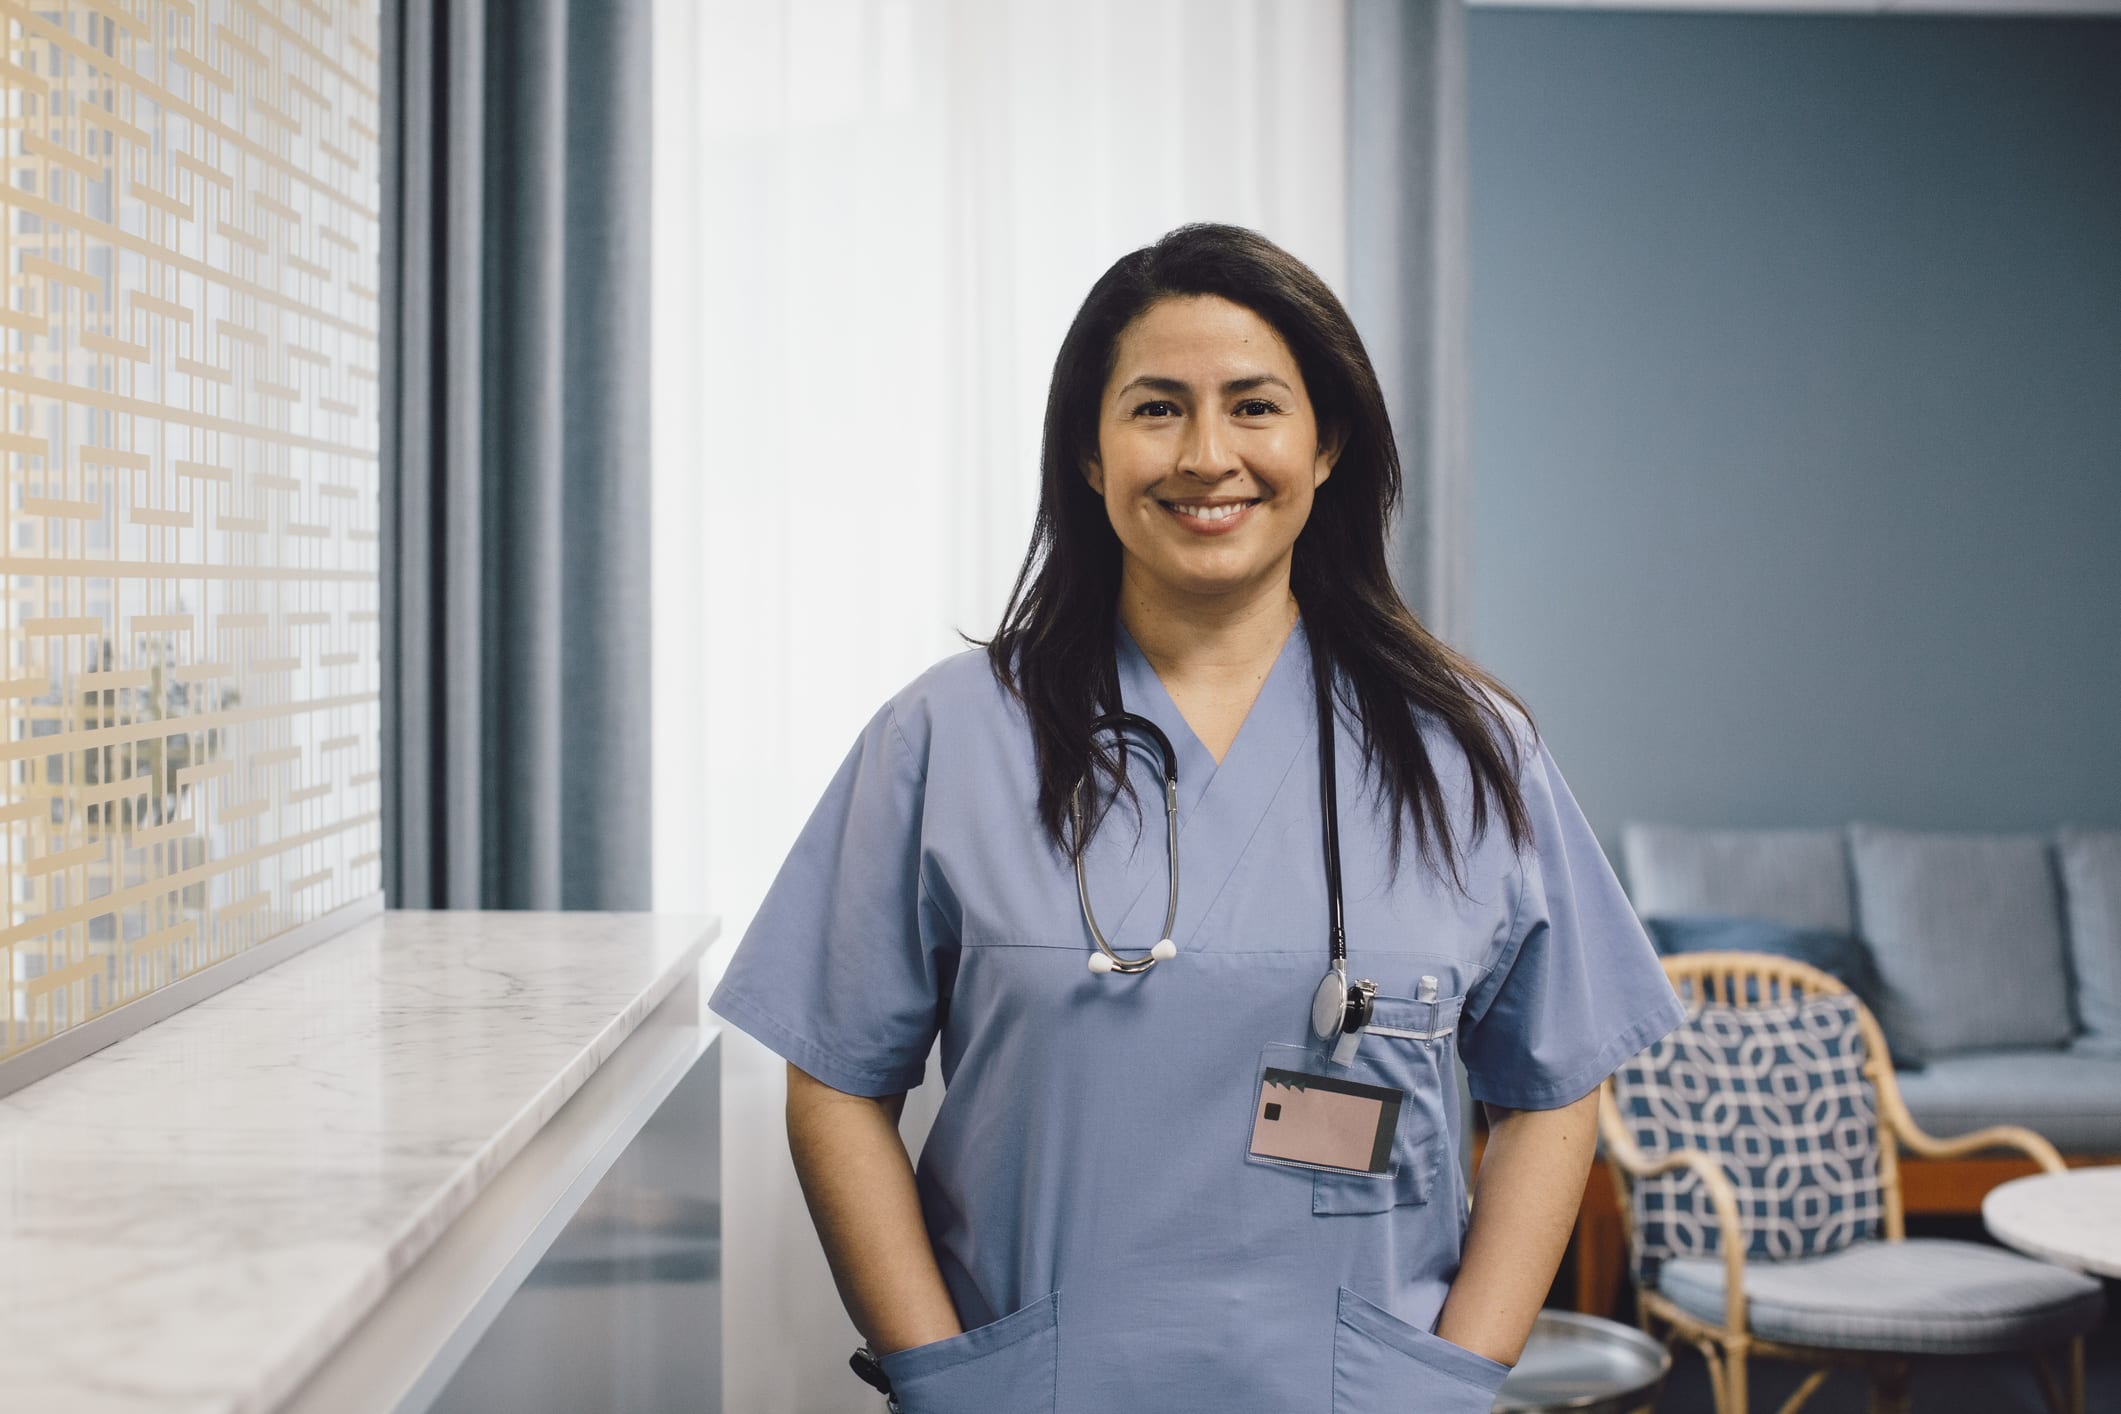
[1069,646,1378,1045]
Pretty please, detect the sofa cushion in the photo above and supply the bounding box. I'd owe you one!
[1890,1049,2121,1154]
[1622,825,1854,933]
[1848,825,2073,1062]
[2059,829,2121,1055]
[1641,915,1919,1069]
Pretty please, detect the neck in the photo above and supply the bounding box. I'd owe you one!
[1117,559,1300,679]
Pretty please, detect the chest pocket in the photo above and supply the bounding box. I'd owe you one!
[1313,989,1466,1216]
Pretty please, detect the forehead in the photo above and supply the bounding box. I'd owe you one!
[1108,295,1299,382]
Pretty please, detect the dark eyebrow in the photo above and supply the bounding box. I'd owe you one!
[1116,373,1294,400]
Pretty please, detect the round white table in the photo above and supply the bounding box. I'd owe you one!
[1982,1166,2121,1278]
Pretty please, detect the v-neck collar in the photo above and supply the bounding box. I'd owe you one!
[1080,611,1318,951]
[1114,611,1311,809]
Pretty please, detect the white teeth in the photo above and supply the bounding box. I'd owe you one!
[1168,501,1253,523]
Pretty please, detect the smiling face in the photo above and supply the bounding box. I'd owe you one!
[1085,294,1337,608]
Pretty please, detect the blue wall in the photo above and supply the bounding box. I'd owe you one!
[1465,11,2121,846]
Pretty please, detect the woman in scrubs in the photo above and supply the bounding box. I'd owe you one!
[710,224,1685,1413]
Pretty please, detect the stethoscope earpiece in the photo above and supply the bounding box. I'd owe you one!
[1085,937,1177,976]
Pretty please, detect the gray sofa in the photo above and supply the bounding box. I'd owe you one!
[1620,822,2121,1155]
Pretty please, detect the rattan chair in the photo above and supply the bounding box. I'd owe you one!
[1596,951,2103,1414]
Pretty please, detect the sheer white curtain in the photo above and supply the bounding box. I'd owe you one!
[652,4,1347,1408]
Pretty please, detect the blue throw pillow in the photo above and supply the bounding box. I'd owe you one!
[1643,914,1923,1071]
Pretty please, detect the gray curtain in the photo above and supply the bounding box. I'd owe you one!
[380,0,654,910]
[1350,0,1479,1191]
[1348,0,1472,647]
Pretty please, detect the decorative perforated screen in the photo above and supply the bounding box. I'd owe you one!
[2,0,383,1063]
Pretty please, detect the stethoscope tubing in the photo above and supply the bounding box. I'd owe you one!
[1315,645,1348,975]
[1071,640,1347,979]
[1071,711,1182,973]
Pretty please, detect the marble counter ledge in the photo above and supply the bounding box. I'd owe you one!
[0,909,717,1414]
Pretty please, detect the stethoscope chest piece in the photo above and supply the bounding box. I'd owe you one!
[1311,969,1376,1044]
[1311,971,1348,1040]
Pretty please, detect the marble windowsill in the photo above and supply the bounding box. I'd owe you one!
[0,908,716,1413]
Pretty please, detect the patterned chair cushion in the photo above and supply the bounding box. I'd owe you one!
[1612,990,1884,1288]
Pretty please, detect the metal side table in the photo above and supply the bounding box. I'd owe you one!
[1495,1310,1672,1414]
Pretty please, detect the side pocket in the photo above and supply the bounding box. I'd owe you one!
[877,1292,1060,1414]
[1314,992,1464,1216]
[1330,1288,1511,1414]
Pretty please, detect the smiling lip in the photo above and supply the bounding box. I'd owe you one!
[1159,497,1260,536]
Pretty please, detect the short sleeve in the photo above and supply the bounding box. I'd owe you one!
[1459,736,1686,1110]
[707,700,942,1098]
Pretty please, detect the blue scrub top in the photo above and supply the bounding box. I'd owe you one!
[711,615,1685,1414]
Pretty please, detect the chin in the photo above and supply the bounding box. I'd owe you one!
[1148,557,1278,600]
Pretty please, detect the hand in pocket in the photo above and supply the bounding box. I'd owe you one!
[1331,1288,1510,1414]
[878,1292,1061,1414]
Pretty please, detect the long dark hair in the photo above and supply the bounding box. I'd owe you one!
[978,223,1533,890]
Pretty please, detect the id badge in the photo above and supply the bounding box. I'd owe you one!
[1245,1042,1403,1180]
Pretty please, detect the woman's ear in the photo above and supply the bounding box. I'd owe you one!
[1313,430,1344,488]
[1081,456,1105,496]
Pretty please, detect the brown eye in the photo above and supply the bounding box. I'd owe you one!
[1133,400,1178,418]
[1236,399,1280,417]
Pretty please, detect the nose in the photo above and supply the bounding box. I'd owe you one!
[1178,414,1239,483]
